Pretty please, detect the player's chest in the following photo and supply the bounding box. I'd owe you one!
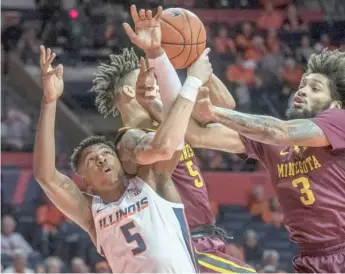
[269,145,326,180]
[95,190,150,232]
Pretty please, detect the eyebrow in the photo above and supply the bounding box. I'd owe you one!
[307,78,325,86]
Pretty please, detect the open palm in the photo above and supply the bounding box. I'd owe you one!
[40,46,64,103]
[123,5,162,51]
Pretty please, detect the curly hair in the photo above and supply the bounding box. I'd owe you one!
[70,136,116,172]
[90,48,140,117]
[305,49,345,106]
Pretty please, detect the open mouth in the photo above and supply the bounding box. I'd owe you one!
[104,168,111,173]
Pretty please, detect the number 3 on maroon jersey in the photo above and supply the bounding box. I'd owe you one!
[292,176,316,206]
[120,220,147,255]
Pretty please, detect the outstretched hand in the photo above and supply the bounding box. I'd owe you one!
[123,5,163,57]
[40,45,64,104]
[192,86,214,123]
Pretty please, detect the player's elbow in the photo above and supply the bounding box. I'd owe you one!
[153,140,176,160]
[33,167,56,185]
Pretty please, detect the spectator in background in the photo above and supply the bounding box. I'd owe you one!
[55,218,89,262]
[235,22,254,52]
[282,3,308,32]
[226,54,255,86]
[71,257,89,273]
[256,1,283,30]
[261,43,285,75]
[241,230,263,264]
[214,25,236,54]
[1,215,34,258]
[16,26,40,65]
[259,249,284,272]
[269,197,284,228]
[44,256,63,273]
[3,249,34,273]
[35,264,46,273]
[247,185,271,222]
[36,195,66,257]
[295,35,314,64]
[1,108,32,152]
[244,35,267,62]
[95,261,111,273]
[279,57,303,88]
[319,33,337,50]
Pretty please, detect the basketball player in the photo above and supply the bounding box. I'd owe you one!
[189,50,345,273]
[90,5,256,273]
[33,45,211,273]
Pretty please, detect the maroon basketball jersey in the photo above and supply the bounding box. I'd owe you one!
[172,143,215,228]
[240,109,345,245]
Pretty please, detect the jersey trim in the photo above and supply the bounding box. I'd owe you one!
[173,207,200,272]
[196,250,256,273]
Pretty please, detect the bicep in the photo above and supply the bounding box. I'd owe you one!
[118,129,172,166]
[38,171,95,236]
[284,119,330,147]
[186,119,246,153]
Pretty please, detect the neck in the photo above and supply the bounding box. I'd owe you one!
[118,100,154,129]
[97,178,127,204]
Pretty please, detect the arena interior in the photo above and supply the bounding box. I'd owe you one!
[2,0,345,272]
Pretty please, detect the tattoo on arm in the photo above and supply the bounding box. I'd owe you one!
[56,177,88,212]
[212,107,324,146]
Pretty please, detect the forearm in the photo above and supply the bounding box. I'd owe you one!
[208,73,236,109]
[33,101,58,181]
[148,51,182,114]
[211,107,326,146]
[152,96,196,154]
[211,106,288,145]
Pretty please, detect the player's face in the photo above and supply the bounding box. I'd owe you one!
[78,144,123,192]
[286,73,334,119]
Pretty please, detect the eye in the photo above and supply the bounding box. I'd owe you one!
[311,87,319,92]
[88,157,95,163]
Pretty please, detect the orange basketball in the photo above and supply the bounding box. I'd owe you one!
[160,8,206,69]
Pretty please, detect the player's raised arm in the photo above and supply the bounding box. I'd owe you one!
[33,46,95,242]
[124,5,183,115]
[192,85,336,147]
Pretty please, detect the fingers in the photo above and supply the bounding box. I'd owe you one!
[46,47,51,62]
[139,9,146,20]
[123,23,139,44]
[199,86,210,97]
[130,5,140,23]
[39,45,45,66]
[200,47,211,58]
[139,57,147,74]
[54,64,64,79]
[146,10,153,20]
[155,6,163,20]
[145,67,155,87]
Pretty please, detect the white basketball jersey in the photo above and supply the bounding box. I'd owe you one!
[91,177,199,273]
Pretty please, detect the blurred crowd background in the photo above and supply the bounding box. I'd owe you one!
[1,0,345,273]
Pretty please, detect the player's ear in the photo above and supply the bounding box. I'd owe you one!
[122,85,136,98]
[330,100,342,109]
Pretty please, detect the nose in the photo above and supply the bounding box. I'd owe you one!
[97,155,106,166]
[296,87,306,98]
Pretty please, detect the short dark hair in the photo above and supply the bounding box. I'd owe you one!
[305,49,345,106]
[70,136,116,172]
[90,48,140,117]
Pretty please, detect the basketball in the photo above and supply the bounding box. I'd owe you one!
[160,8,206,69]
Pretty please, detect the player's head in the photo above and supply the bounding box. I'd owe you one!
[90,48,152,125]
[287,50,345,119]
[70,136,123,193]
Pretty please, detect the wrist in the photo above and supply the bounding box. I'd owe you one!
[145,47,165,59]
[43,97,58,105]
[179,76,203,103]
